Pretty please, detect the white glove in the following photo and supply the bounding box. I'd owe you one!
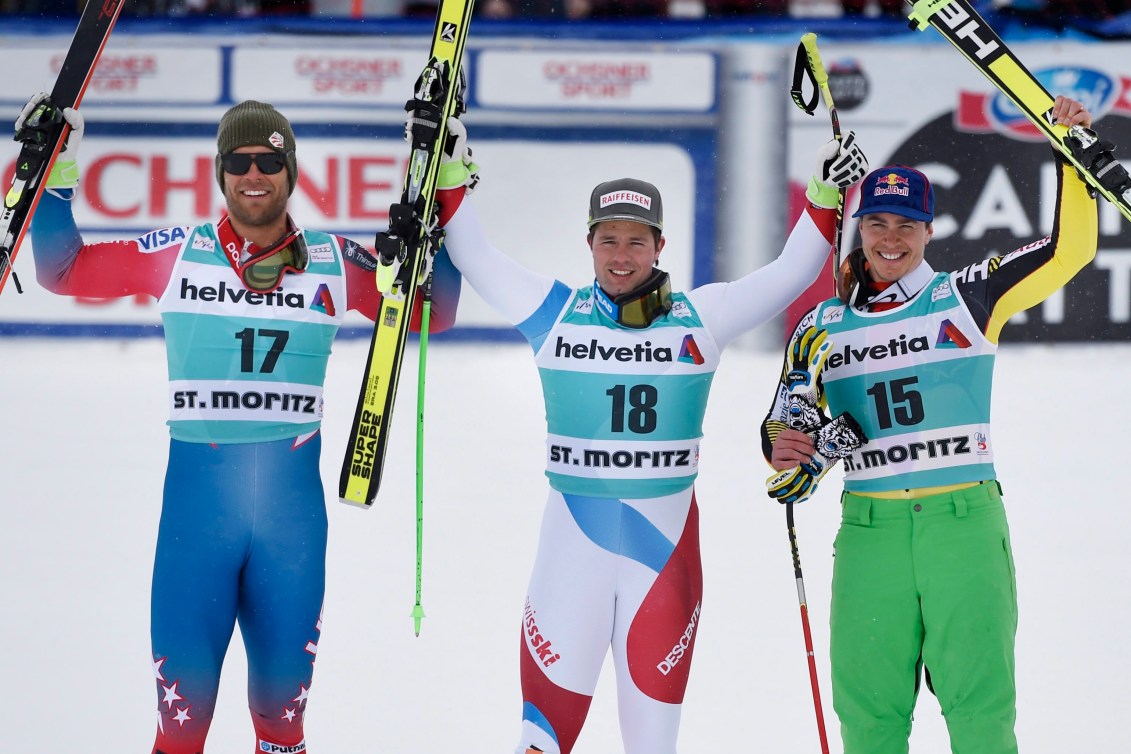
[16,92,83,190]
[14,91,51,134]
[437,117,479,193]
[807,130,867,208]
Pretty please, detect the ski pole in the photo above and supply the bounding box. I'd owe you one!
[786,500,831,754]
[790,32,845,292]
[412,269,433,637]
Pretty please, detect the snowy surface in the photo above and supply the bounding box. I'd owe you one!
[3,337,1129,752]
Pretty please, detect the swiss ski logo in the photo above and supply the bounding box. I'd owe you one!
[441,22,458,43]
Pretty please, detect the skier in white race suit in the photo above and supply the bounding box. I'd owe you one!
[430,118,868,754]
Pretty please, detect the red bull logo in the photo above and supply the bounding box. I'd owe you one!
[872,173,910,197]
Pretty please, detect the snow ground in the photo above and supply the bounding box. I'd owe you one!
[2,337,1129,752]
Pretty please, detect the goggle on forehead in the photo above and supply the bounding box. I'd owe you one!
[237,229,309,293]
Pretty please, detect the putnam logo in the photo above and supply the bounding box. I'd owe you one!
[936,319,971,349]
[678,334,704,365]
[259,741,306,753]
[310,283,336,317]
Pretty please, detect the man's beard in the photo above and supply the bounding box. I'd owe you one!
[225,185,289,230]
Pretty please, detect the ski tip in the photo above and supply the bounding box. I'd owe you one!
[338,495,375,510]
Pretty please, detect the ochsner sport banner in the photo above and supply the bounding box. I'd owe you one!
[786,41,1131,342]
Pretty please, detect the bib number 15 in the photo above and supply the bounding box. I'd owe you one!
[865,377,925,429]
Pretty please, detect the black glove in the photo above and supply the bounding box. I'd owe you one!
[766,412,867,505]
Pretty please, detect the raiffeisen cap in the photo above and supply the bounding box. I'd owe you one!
[587,178,663,231]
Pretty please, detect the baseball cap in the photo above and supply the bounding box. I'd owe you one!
[587,178,663,231]
[852,166,934,222]
[215,100,298,195]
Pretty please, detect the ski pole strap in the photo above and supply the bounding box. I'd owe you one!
[791,40,820,115]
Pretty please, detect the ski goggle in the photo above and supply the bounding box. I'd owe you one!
[592,270,672,329]
[220,151,287,176]
[236,230,308,292]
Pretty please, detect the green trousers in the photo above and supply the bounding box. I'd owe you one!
[830,483,1018,754]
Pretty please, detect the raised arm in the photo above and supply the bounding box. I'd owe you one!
[433,119,560,327]
[690,133,868,348]
[24,96,176,299]
[955,96,1099,344]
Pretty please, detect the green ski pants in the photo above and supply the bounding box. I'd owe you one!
[830,482,1018,754]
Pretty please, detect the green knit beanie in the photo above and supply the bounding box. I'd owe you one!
[215,100,298,195]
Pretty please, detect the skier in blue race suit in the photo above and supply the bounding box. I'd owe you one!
[428,116,868,754]
[21,95,461,754]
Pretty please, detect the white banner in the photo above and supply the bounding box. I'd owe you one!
[476,50,716,111]
[231,48,426,106]
[0,46,222,104]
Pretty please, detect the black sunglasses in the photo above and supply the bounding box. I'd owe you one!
[220,152,287,176]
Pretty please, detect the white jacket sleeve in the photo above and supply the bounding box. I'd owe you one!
[688,208,831,349]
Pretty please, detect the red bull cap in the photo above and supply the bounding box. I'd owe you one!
[852,165,934,222]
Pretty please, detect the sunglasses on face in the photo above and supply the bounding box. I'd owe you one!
[220,152,287,176]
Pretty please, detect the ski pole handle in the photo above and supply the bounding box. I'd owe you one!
[800,33,840,139]
[794,32,845,294]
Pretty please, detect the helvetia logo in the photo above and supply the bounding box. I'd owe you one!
[826,334,931,369]
[309,283,336,317]
[554,336,672,362]
[935,319,971,349]
[180,279,305,308]
[678,334,704,365]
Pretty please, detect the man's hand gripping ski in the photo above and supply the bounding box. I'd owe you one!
[766,327,867,504]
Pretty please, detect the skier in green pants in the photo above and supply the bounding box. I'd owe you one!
[758,95,1098,754]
